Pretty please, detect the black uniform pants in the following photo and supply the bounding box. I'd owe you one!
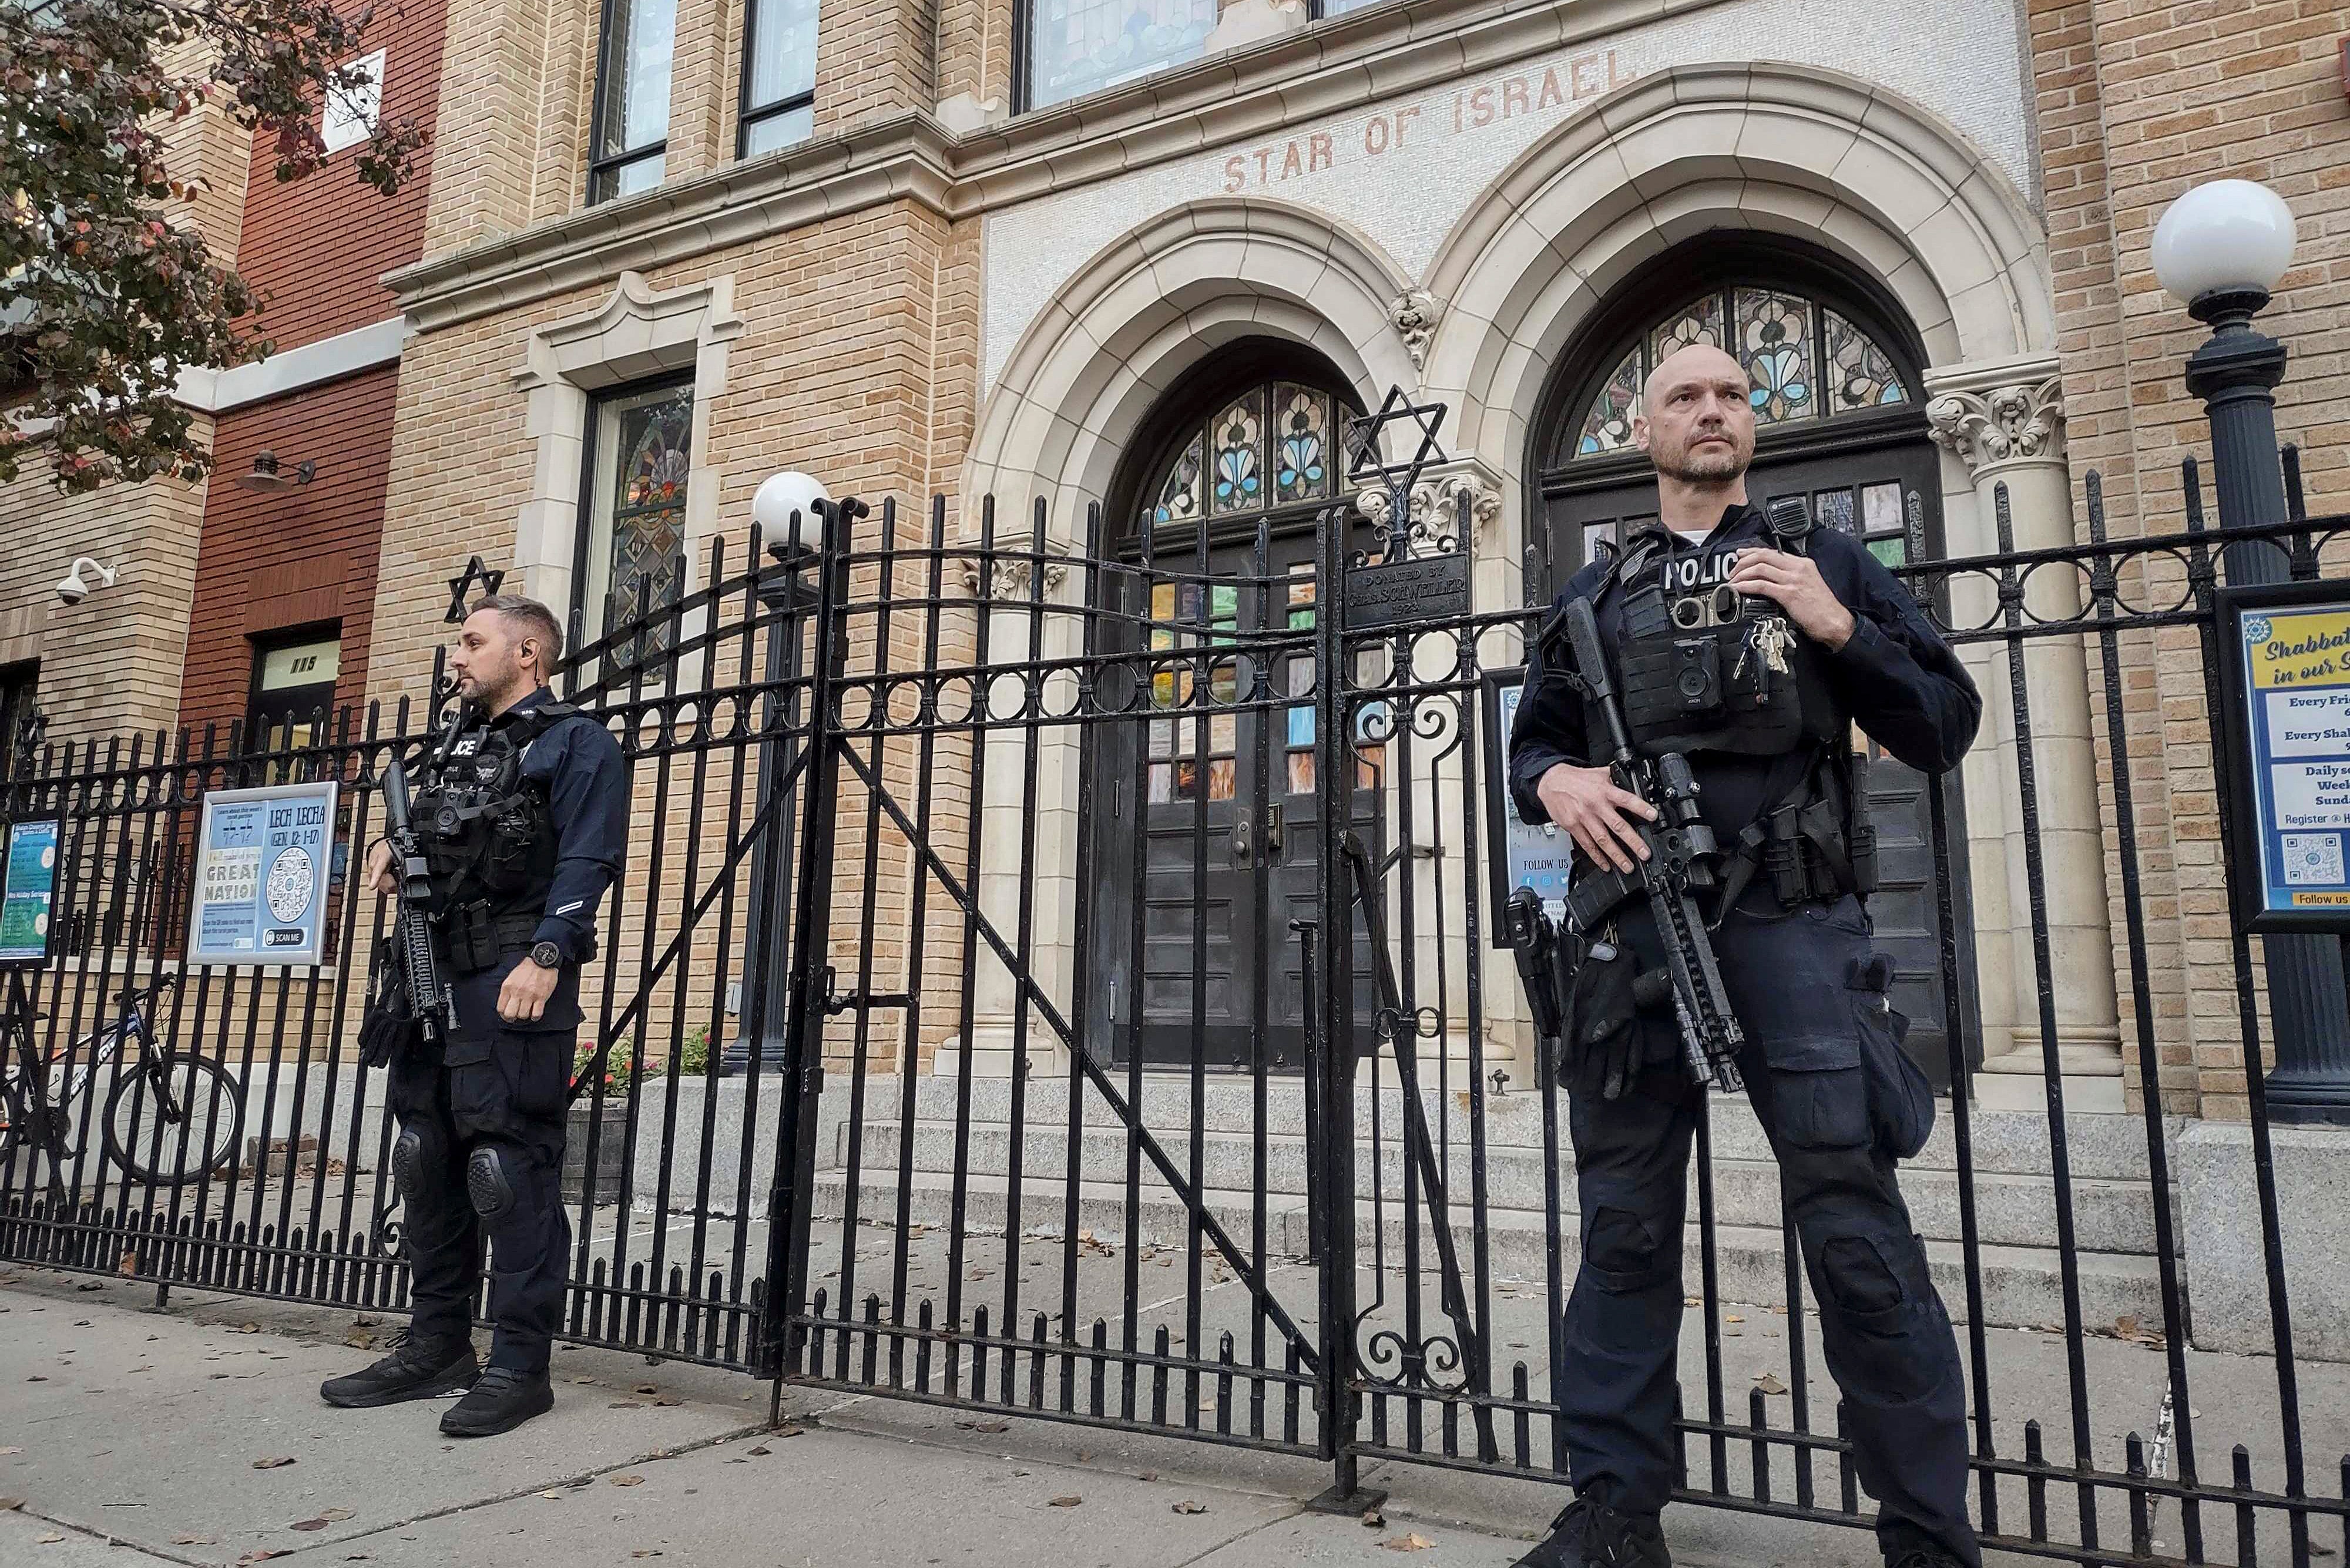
[1558,897,1978,1567]
[387,1025,572,1374]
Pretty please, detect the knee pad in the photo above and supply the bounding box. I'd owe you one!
[391,1124,444,1203]
[466,1145,517,1222]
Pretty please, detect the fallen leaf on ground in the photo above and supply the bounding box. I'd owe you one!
[118,1251,139,1275]
[607,1402,643,1410]
[1381,1533,1435,1552]
[0,1498,23,1512]
[633,1384,659,1395]
[538,1490,565,1500]
[652,1397,680,1407]
[1047,1495,1082,1507]
[1754,1374,1788,1396]
[320,1509,354,1522]
[251,1456,297,1469]
[972,1419,1008,1433]
[1172,1500,1208,1515]
[290,1519,330,1532]
[37,1532,63,1544]
[170,1535,216,1545]
[1361,1509,1386,1528]
[1724,1314,1744,1324]
[746,1446,771,1457]
[0,1448,18,1455]
[632,1552,663,1559]
[610,1475,646,1488]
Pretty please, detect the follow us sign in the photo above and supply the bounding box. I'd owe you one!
[187,782,339,966]
[2220,583,2350,933]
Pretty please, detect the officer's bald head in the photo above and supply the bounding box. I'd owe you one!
[1636,345,1755,484]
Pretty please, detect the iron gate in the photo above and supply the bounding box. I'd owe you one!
[3,459,2348,1564]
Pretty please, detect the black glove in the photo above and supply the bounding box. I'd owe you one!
[1562,934,1643,1101]
[355,938,420,1070]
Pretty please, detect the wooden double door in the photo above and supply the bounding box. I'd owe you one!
[1083,523,1381,1072]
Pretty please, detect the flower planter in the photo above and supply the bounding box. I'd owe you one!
[560,1099,630,1206]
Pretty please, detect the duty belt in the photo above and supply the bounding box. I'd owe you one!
[440,906,546,975]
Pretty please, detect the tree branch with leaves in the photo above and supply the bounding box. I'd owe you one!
[1,0,428,491]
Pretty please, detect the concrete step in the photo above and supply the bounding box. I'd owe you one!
[836,1120,2173,1255]
[808,1169,2170,1331]
[852,1072,2167,1181]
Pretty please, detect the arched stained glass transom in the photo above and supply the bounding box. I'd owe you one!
[1147,380,1351,528]
[1570,286,1914,459]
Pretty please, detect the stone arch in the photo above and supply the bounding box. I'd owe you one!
[964,197,1421,535]
[1419,61,2052,499]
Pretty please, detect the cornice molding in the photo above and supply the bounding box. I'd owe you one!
[387,0,1718,332]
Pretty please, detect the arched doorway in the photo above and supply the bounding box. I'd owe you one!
[1083,341,1381,1071]
[1526,234,1978,1086]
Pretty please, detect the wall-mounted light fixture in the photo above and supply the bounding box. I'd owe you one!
[233,449,317,493]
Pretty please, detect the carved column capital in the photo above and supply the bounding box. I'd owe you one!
[960,555,1068,600]
[1925,374,2066,475]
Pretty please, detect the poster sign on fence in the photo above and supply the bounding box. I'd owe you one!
[187,782,339,965]
[2218,582,2350,933]
[1479,668,1572,946]
[0,817,63,968]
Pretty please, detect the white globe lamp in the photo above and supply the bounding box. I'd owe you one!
[2150,179,2297,315]
[752,471,831,555]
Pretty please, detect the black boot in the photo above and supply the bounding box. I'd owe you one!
[320,1334,478,1408]
[439,1365,555,1437]
[1886,1549,1970,1568]
[1512,1497,1672,1567]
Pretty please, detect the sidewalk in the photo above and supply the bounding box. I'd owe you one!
[0,1268,1926,1568]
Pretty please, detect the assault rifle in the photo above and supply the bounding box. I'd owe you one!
[1549,596,1745,1093]
[380,752,458,1045]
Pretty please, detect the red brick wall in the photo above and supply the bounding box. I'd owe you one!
[234,0,448,352]
[179,367,399,743]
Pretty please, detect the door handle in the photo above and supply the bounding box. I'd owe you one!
[1264,804,1285,862]
[1231,809,1252,866]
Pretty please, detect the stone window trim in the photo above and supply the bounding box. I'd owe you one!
[509,270,743,643]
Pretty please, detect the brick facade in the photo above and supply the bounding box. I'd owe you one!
[2032,0,2350,1116]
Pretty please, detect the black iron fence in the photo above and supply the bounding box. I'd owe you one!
[1,464,2346,1564]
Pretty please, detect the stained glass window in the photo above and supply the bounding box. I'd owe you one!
[1567,286,1912,461]
[1826,310,1907,413]
[1574,349,1642,458]
[1026,0,1217,111]
[1144,572,1241,801]
[1210,390,1263,515]
[1141,379,1351,537]
[582,382,693,654]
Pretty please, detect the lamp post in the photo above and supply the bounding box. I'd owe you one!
[724,472,830,1076]
[2154,179,2350,1123]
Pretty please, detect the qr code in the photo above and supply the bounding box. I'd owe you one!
[2282,833,2345,887]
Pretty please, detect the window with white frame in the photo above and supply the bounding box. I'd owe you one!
[738,0,818,156]
[589,0,679,203]
[320,49,384,156]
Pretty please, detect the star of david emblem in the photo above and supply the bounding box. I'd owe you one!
[445,556,506,624]
[1344,385,1448,498]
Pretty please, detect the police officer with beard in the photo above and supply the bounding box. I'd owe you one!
[322,593,625,1436]
[1506,345,1983,1568]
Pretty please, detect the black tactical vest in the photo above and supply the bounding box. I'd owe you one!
[413,702,570,925]
[1596,529,1842,763]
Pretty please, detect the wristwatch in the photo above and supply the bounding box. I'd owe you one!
[528,940,565,971]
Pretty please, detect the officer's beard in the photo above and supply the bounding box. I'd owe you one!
[1654,432,1749,485]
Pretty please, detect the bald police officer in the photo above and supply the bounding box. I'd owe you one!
[1508,345,1983,1568]
[323,593,626,1436]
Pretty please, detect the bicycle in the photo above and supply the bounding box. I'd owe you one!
[0,973,244,1188]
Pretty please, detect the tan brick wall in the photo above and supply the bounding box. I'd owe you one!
[934,0,1012,107]
[0,451,211,746]
[2033,0,2350,1116]
[374,199,983,1069]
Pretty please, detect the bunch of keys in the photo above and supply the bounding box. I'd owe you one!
[1732,611,1795,685]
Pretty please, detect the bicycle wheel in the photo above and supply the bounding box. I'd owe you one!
[102,1053,244,1187]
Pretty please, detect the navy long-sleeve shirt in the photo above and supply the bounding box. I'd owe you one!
[1508,503,1981,849]
[500,686,627,961]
